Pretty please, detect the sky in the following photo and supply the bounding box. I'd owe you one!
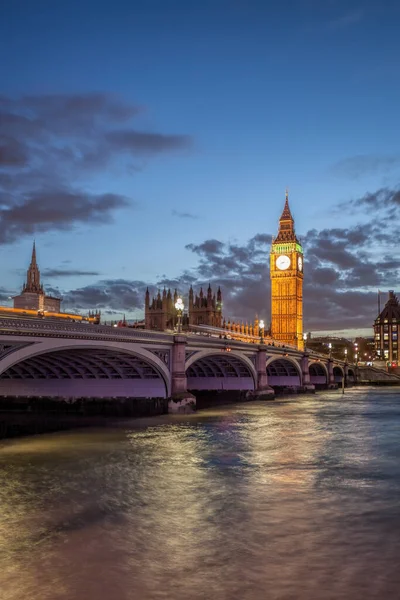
[0,0,399,336]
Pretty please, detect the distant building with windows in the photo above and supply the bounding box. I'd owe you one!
[374,290,399,365]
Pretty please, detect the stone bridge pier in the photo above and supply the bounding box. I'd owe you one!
[250,346,275,400]
[169,336,274,413]
[327,359,336,388]
[169,335,196,413]
[301,354,316,392]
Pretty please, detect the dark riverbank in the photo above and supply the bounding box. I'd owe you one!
[0,396,168,439]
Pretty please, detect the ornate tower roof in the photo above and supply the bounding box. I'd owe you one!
[24,241,43,293]
[280,189,293,221]
[275,190,299,243]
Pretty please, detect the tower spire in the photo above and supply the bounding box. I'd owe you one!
[31,240,37,265]
[276,190,297,242]
[280,189,293,222]
[25,241,42,292]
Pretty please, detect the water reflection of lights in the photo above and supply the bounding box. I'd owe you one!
[1,390,400,599]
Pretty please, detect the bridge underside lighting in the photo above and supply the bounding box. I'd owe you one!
[187,355,253,378]
[266,359,299,377]
[0,349,163,380]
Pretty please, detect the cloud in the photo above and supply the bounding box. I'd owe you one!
[63,279,147,312]
[331,155,400,179]
[186,239,225,256]
[0,92,191,244]
[329,9,364,29]
[0,190,129,244]
[171,209,199,220]
[43,268,102,278]
[106,130,191,153]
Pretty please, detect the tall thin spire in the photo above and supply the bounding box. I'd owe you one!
[24,241,42,292]
[31,240,37,265]
[276,190,298,242]
[280,189,293,222]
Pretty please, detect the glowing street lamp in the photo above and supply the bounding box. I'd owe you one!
[328,342,332,359]
[354,342,359,365]
[259,319,265,344]
[303,332,307,351]
[175,297,184,333]
[344,348,348,362]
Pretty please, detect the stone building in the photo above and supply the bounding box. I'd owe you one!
[188,285,222,327]
[374,290,399,365]
[144,284,222,331]
[13,242,62,313]
[145,287,179,331]
[270,191,304,350]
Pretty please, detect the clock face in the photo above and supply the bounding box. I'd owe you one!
[276,255,291,270]
[298,256,303,272]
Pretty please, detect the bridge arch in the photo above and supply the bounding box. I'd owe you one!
[185,350,256,390]
[309,360,328,387]
[347,368,356,383]
[333,365,344,383]
[0,339,171,398]
[265,355,302,387]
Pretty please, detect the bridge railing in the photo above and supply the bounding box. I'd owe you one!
[0,317,353,366]
[0,318,174,343]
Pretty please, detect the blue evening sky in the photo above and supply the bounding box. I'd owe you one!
[0,0,399,332]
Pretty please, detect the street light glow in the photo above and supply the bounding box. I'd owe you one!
[175,297,184,312]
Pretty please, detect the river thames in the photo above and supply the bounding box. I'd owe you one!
[1,387,400,599]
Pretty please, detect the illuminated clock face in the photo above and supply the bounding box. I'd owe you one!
[276,255,291,270]
[298,256,303,271]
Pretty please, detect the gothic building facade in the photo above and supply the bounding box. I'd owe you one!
[144,287,179,331]
[13,242,62,313]
[270,191,304,350]
[144,285,223,331]
[188,285,222,327]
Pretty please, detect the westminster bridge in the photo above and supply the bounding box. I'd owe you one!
[0,317,356,411]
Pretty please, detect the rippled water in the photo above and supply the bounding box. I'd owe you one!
[1,387,400,599]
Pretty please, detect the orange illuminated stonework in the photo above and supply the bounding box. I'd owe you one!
[270,191,304,350]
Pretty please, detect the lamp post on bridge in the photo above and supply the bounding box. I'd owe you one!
[328,342,332,359]
[259,319,265,345]
[303,332,308,352]
[175,297,184,334]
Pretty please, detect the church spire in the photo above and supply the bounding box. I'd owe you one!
[24,241,42,293]
[31,240,37,265]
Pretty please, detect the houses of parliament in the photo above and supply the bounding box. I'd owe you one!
[0,192,306,349]
[145,191,305,349]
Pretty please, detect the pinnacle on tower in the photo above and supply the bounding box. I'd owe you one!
[25,240,42,293]
[31,240,37,265]
[280,189,293,222]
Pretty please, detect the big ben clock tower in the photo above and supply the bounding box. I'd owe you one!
[270,191,304,350]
